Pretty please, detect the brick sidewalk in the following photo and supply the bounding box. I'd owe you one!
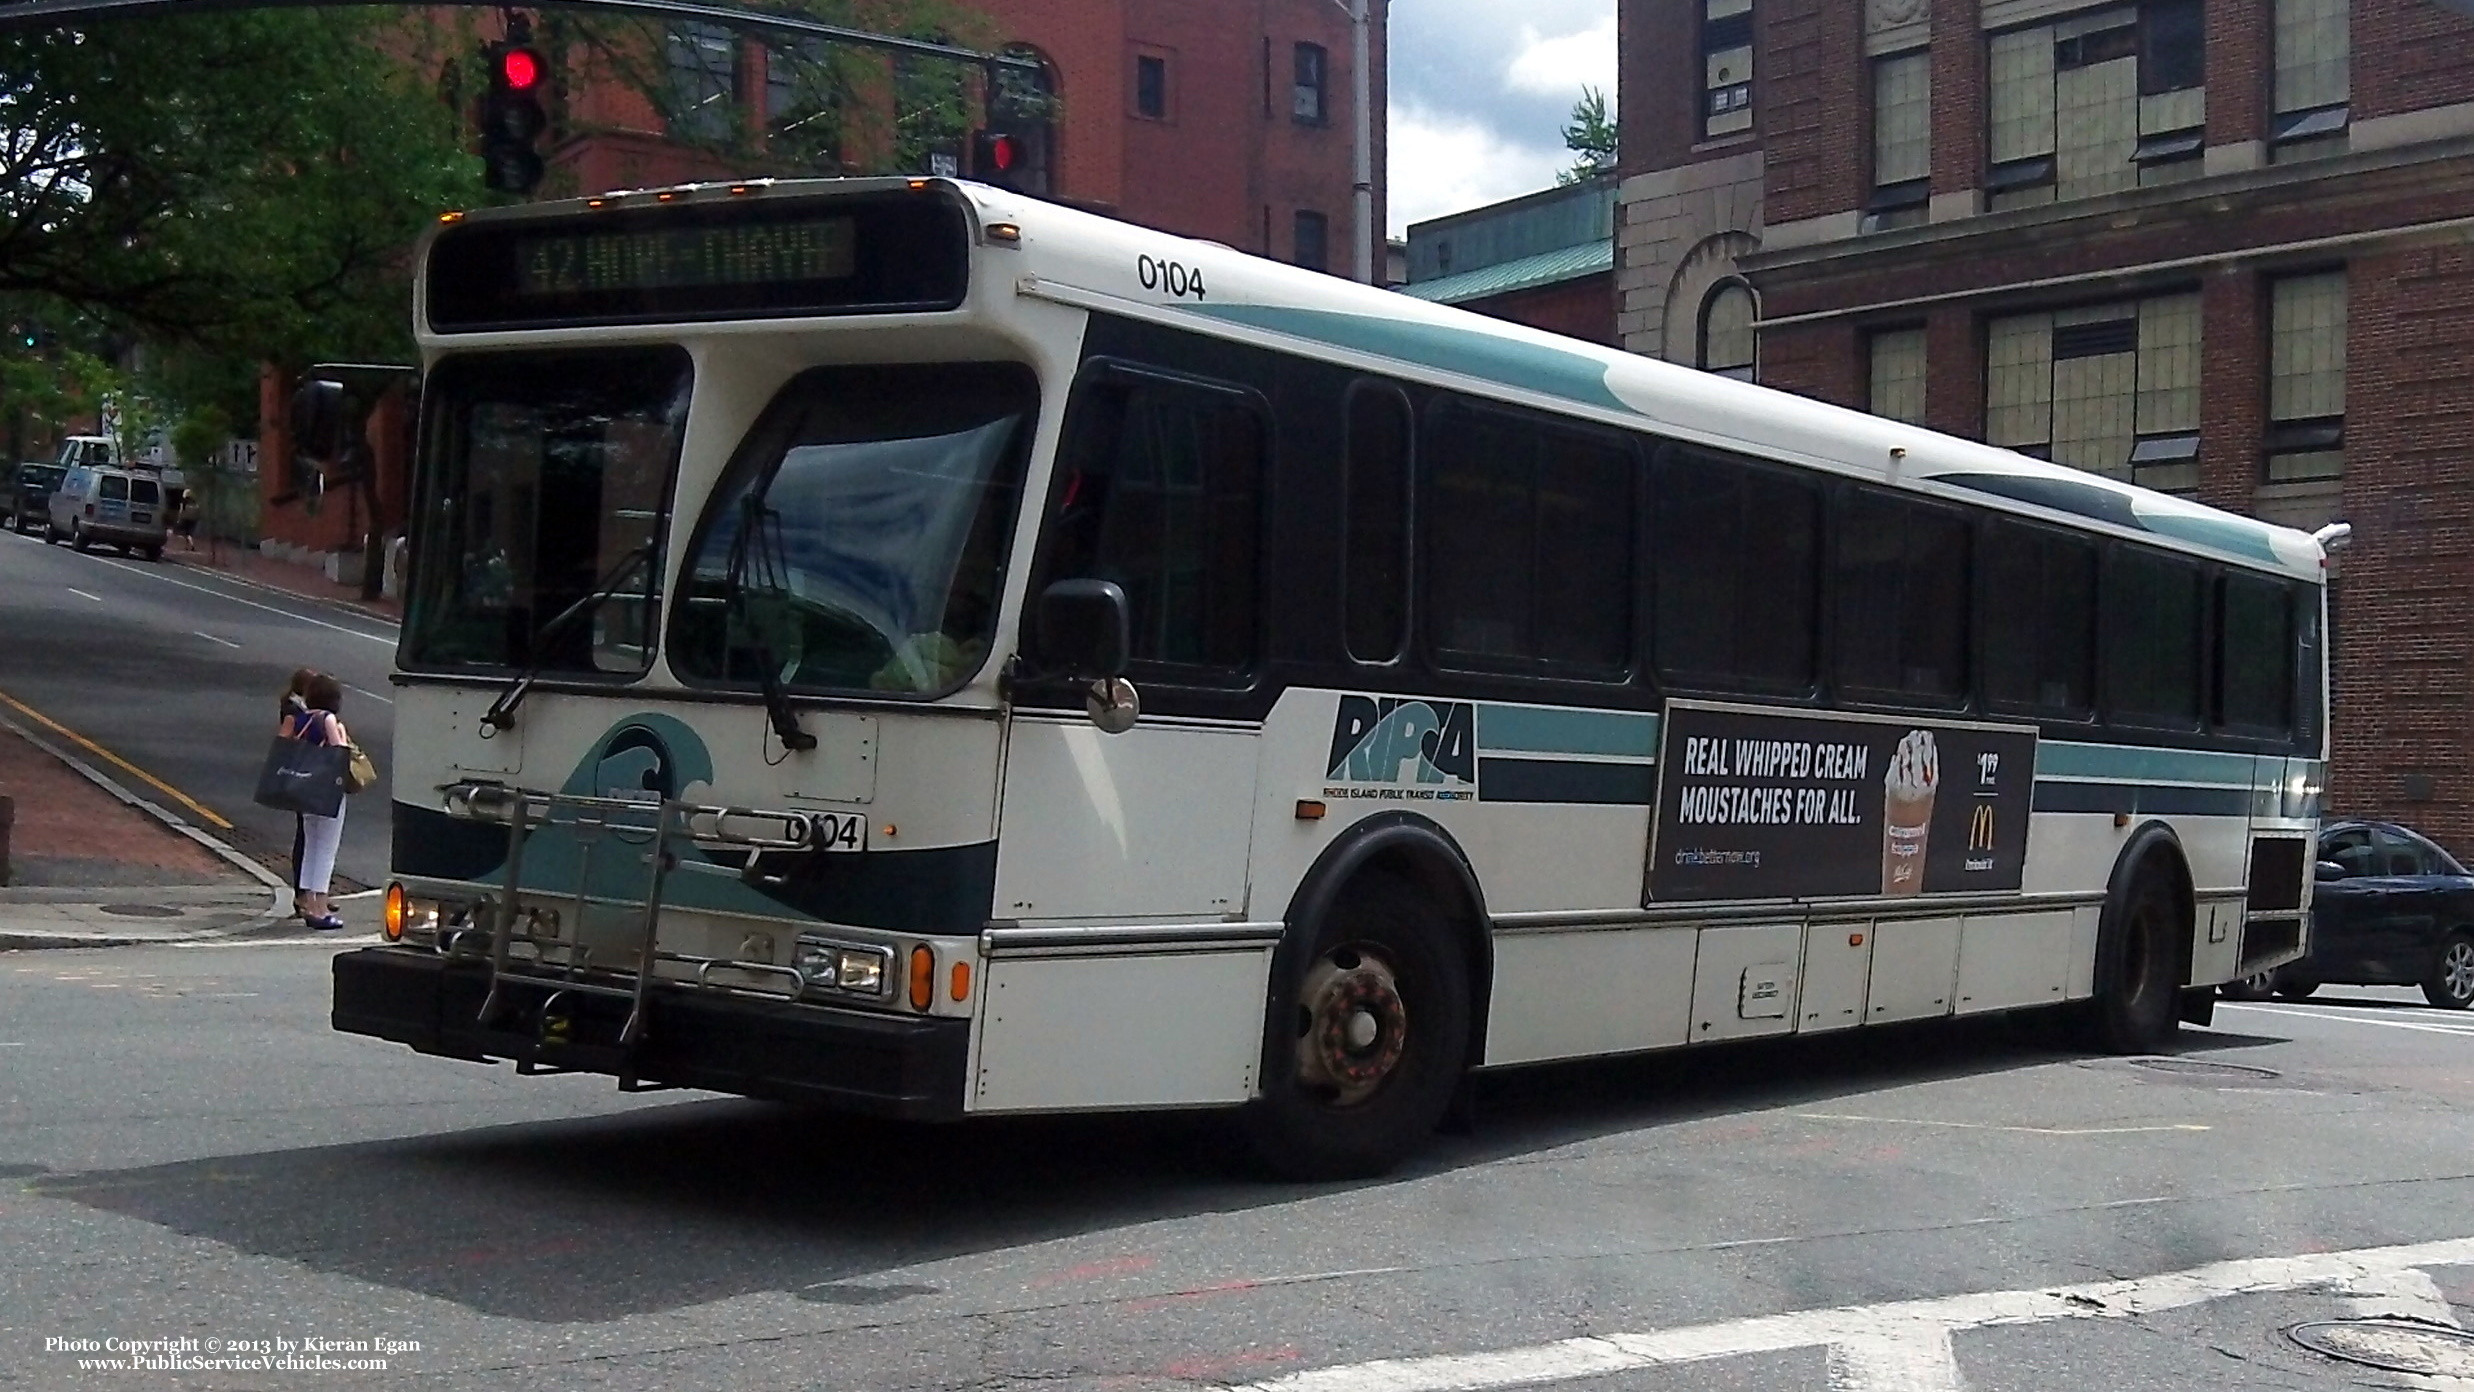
[0,723,242,889]
[162,539,402,621]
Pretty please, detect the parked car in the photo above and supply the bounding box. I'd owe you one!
[2224,819,2474,1008]
[44,463,170,560]
[7,463,65,533]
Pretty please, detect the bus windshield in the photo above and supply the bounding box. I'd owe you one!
[406,347,691,674]
[668,362,1036,697]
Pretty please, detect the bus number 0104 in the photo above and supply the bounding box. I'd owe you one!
[810,812,867,853]
[1137,255,1206,300]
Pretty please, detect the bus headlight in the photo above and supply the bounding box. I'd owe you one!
[795,936,892,998]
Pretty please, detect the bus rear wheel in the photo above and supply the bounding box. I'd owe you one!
[2082,862,2182,1053]
[1243,875,1469,1181]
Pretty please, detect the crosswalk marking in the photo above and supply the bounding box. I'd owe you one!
[2221,1002,2474,1037]
[1230,1236,2474,1392]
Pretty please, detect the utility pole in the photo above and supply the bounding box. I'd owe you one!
[1340,0,1374,284]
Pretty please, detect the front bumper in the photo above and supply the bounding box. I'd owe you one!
[333,947,969,1118]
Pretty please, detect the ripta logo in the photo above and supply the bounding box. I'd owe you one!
[1326,696,1477,786]
[593,723,678,805]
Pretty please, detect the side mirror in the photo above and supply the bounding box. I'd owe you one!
[289,378,349,464]
[2315,859,2348,882]
[1038,578,1130,681]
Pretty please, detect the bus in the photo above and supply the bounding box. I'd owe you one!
[333,175,2329,1180]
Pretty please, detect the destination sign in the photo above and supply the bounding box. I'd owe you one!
[426,192,970,332]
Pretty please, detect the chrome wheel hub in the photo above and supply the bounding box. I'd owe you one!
[1294,946,1408,1107]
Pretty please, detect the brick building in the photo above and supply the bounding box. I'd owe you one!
[1399,176,1619,345]
[258,0,1387,573]
[1616,0,2474,850]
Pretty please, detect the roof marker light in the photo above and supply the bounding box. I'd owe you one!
[438,210,465,223]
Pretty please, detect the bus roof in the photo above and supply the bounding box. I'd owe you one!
[431,177,2330,583]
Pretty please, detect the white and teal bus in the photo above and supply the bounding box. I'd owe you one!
[335,176,2330,1179]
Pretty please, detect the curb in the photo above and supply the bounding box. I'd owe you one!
[0,708,293,938]
[160,554,403,627]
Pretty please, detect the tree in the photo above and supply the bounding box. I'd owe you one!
[0,9,482,362]
[1558,86,1617,186]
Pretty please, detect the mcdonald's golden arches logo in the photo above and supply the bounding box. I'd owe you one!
[1968,801,1998,852]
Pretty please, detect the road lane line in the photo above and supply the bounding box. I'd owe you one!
[1232,1236,2474,1392]
[89,559,393,645]
[2221,1002,2474,1037]
[66,588,100,602]
[1791,1117,2216,1137]
[345,684,394,705]
[0,688,232,829]
[191,630,241,649]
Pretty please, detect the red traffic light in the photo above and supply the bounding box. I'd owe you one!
[498,46,542,92]
[985,134,1020,172]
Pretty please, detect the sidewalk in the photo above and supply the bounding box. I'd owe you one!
[161,539,403,623]
[0,711,306,950]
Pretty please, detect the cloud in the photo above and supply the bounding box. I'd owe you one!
[1503,14,1619,101]
[1388,102,1569,236]
[1387,0,1616,233]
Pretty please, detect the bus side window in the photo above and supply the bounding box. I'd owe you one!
[1424,401,1633,677]
[1651,450,1818,694]
[1831,489,1970,705]
[2217,571,2295,737]
[1981,519,2096,718]
[1048,370,1265,676]
[2104,546,2205,728]
[1343,383,1412,665]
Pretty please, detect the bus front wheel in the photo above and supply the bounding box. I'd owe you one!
[1243,874,1471,1182]
[2082,861,2183,1053]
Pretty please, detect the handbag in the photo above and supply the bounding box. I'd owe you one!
[344,743,378,794]
[252,733,348,818]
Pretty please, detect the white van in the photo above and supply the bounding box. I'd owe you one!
[46,463,171,560]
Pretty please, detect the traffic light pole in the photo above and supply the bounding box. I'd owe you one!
[0,0,1043,75]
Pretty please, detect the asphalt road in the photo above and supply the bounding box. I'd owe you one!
[7,949,2474,1392]
[0,530,399,889]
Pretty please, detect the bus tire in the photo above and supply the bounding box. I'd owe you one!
[1242,873,1471,1182]
[2081,856,2184,1053]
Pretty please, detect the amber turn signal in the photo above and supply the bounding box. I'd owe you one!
[383,883,407,942]
[950,960,972,1003]
[909,945,935,1011]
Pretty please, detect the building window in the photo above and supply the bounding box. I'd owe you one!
[667,21,741,142]
[1868,51,1931,231]
[1136,53,1168,120]
[1986,3,2203,210]
[1294,210,1330,272]
[2266,270,2346,483]
[1294,42,1328,125]
[1986,291,2200,493]
[1868,327,1927,424]
[2273,0,2349,159]
[1699,281,1757,381]
[1703,0,1754,139]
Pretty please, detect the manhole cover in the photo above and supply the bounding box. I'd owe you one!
[2290,1319,2474,1375]
[2121,1057,2281,1079]
[97,904,183,919]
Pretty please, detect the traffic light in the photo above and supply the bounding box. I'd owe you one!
[970,127,1048,194]
[479,39,548,195]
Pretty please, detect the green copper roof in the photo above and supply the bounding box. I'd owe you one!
[1398,240,1614,306]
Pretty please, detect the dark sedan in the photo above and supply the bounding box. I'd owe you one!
[8,463,64,534]
[2226,819,2474,1008]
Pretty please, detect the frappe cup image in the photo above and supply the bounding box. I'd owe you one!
[1881,730,1938,895]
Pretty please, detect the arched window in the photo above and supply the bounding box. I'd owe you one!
[1700,280,1758,381]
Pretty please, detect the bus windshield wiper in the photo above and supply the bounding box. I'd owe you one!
[725,493,818,752]
[481,545,654,733]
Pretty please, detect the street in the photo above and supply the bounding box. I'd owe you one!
[6,948,2474,1391]
[0,530,397,889]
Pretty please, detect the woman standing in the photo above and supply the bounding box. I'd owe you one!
[284,671,351,930]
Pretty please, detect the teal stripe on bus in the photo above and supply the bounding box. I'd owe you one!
[2036,742,2268,787]
[1476,705,1659,758]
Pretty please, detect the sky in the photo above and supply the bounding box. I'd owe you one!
[1388,0,1617,236]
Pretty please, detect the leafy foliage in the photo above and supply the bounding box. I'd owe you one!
[0,9,482,360]
[1558,86,1617,186]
